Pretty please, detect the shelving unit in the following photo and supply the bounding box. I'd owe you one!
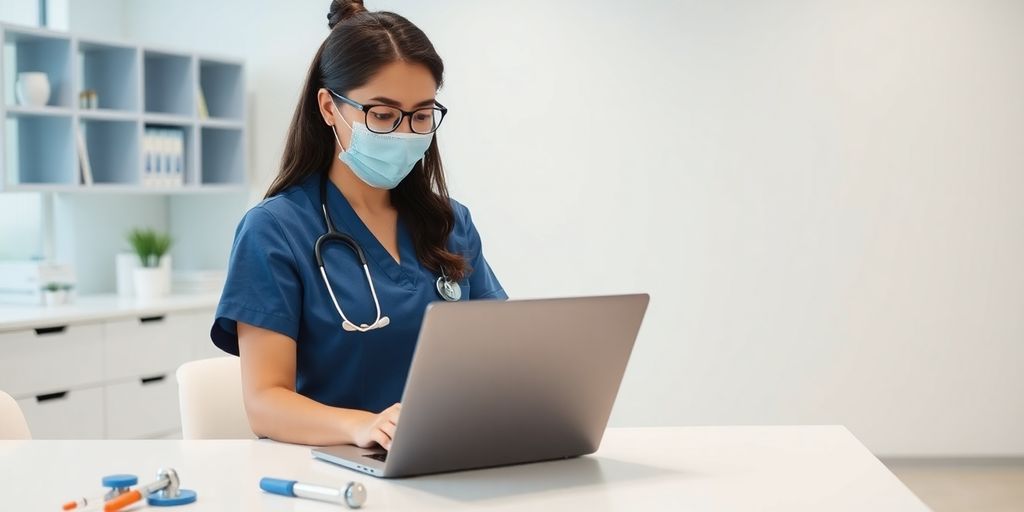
[0,23,247,193]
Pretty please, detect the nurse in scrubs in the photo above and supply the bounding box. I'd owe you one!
[210,0,506,449]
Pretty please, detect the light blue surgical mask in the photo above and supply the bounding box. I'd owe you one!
[329,108,433,190]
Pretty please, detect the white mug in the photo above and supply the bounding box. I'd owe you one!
[15,72,51,107]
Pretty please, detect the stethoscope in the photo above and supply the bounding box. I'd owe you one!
[315,173,462,333]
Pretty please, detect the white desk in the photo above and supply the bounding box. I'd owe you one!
[0,427,928,511]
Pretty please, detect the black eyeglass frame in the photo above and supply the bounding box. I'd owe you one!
[328,89,448,134]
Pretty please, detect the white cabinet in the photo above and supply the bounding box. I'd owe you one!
[0,323,104,398]
[104,314,194,381]
[105,373,181,439]
[0,299,221,439]
[17,386,105,439]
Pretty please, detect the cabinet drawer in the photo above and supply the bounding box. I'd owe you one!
[17,387,105,439]
[0,324,104,398]
[105,373,181,439]
[104,314,194,381]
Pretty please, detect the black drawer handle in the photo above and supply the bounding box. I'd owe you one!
[34,325,68,336]
[139,315,166,324]
[36,391,69,402]
[141,375,167,385]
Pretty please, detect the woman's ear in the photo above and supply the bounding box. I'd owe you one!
[317,88,337,126]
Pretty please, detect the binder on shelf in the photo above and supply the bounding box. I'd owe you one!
[173,134,184,186]
[143,129,154,187]
[157,131,167,186]
[143,127,186,188]
[76,128,93,185]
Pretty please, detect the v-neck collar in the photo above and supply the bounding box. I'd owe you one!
[314,174,418,291]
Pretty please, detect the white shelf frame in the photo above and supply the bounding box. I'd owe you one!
[0,22,248,194]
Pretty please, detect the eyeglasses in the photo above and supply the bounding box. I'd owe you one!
[328,89,448,135]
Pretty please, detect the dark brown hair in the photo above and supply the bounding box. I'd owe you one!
[268,0,468,280]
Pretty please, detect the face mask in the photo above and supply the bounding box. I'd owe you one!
[329,107,433,190]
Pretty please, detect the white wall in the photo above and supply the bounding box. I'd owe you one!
[66,0,123,34]
[431,0,1024,457]
[69,0,1024,456]
[53,194,169,292]
[0,193,42,259]
[0,0,39,26]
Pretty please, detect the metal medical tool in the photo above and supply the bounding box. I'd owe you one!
[260,476,366,509]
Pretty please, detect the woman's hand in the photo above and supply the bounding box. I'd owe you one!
[352,403,401,450]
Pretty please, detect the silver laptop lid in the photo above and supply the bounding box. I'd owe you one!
[379,293,649,477]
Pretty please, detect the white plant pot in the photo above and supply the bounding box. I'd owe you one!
[15,72,51,107]
[42,290,62,307]
[133,257,171,300]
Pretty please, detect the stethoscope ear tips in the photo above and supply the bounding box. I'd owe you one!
[342,316,390,332]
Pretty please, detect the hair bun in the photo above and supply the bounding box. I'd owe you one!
[327,0,367,29]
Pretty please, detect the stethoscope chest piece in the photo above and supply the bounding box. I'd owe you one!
[436,276,462,302]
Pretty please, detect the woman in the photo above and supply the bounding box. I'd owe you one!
[211,0,506,449]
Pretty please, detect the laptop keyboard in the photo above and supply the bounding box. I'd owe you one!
[364,452,388,462]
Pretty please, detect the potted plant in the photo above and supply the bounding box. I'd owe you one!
[127,228,173,300]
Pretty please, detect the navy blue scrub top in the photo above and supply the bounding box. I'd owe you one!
[211,173,507,413]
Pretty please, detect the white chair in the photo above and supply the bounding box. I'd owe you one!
[176,357,255,439]
[0,390,31,440]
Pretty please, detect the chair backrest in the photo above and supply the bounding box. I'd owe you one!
[0,390,31,440]
[176,357,255,439]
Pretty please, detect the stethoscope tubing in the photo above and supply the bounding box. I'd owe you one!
[316,173,460,333]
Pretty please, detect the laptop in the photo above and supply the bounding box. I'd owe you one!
[311,293,649,478]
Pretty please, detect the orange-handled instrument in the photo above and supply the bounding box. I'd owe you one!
[103,468,197,511]
[62,474,137,511]
[102,490,142,512]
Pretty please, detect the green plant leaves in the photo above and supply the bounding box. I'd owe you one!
[126,228,173,268]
